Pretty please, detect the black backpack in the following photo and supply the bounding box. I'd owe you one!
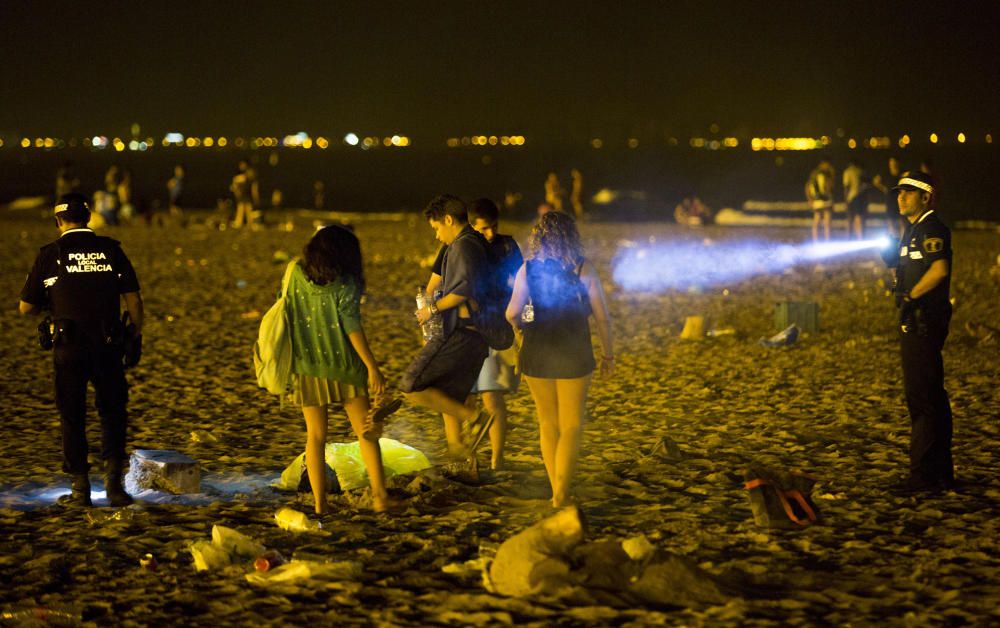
[471,236,517,351]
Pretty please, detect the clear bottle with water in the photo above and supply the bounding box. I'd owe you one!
[415,287,443,341]
[521,301,534,324]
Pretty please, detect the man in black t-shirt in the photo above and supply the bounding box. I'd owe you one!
[883,171,954,493]
[401,194,492,459]
[425,198,523,469]
[19,194,144,507]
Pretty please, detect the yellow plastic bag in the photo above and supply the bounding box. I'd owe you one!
[274,438,430,492]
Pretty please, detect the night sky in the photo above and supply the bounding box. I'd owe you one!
[2,1,998,141]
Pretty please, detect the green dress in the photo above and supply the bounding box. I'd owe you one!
[285,262,367,406]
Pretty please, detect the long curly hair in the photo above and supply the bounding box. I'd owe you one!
[528,211,584,267]
[301,224,365,293]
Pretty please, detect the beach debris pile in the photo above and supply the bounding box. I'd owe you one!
[126,449,201,494]
[485,506,736,608]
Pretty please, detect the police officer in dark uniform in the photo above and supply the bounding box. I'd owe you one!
[18,193,144,506]
[885,171,954,493]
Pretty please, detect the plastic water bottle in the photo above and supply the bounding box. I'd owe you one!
[415,287,443,341]
[521,302,534,324]
[274,507,323,533]
[706,327,735,337]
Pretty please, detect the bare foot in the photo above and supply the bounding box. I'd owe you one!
[373,495,404,514]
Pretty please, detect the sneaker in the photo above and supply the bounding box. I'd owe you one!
[363,396,402,441]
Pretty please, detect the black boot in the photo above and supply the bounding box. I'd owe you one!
[60,474,93,507]
[105,458,134,507]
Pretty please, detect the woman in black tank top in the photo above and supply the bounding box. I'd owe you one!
[505,212,615,508]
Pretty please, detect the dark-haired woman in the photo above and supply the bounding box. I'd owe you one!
[505,212,614,508]
[285,225,398,514]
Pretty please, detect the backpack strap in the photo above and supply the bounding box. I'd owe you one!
[744,479,817,525]
[782,489,818,523]
[280,260,297,298]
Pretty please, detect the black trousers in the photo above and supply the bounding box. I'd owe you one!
[899,307,953,486]
[54,340,129,474]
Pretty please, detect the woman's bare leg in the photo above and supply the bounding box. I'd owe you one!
[552,375,590,507]
[526,376,559,501]
[481,391,508,470]
[344,397,390,511]
[302,405,330,515]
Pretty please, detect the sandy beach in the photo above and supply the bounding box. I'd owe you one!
[1,210,998,625]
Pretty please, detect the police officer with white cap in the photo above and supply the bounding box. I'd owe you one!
[18,193,144,506]
[887,170,954,493]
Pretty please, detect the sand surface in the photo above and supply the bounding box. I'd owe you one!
[1,211,998,625]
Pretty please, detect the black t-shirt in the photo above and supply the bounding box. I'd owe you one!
[21,229,140,328]
[895,211,951,309]
[486,234,524,296]
[434,226,488,335]
[433,233,523,295]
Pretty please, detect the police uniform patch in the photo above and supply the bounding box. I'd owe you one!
[924,237,944,253]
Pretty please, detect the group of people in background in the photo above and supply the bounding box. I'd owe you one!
[806,155,934,242]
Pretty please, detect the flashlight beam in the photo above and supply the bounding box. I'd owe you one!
[613,237,890,292]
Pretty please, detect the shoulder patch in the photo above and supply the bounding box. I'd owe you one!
[923,237,944,253]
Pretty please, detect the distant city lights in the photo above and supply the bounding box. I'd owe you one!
[0,128,994,153]
[445,135,524,148]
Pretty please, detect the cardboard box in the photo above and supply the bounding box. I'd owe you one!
[775,302,819,333]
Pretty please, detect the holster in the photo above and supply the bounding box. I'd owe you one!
[52,319,76,347]
[37,317,54,350]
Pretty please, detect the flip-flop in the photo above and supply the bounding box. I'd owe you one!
[466,412,495,454]
[363,396,403,440]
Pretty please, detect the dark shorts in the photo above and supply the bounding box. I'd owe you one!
[400,328,489,402]
[847,195,868,217]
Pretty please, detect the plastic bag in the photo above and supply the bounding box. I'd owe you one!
[273,438,431,492]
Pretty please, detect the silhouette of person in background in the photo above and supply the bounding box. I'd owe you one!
[167,164,185,223]
[877,156,904,238]
[117,168,134,221]
[544,172,565,213]
[842,159,869,239]
[231,160,259,228]
[806,158,835,242]
[54,161,80,202]
[313,181,326,211]
[674,195,714,226]
[570,169,584,220]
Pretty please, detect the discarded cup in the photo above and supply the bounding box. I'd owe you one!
[680,316,705,339]
[254,550,287,572]
[139,553,158,571]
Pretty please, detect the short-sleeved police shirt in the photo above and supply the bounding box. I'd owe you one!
[896,210,951,309]
[21,228,140,326]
